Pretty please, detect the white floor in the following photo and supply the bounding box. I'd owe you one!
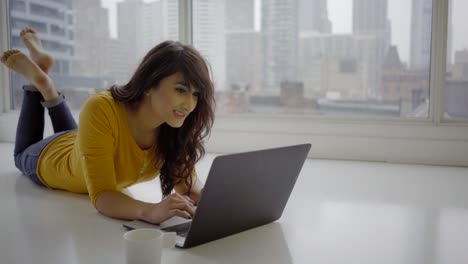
[1,142,468,264]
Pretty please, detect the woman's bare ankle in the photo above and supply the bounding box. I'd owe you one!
[42,89,60,102]
[31,74,58,101]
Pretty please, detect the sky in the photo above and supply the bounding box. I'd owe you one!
[100,0,468,64]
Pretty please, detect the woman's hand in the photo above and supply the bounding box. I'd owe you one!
[141,193,196,224]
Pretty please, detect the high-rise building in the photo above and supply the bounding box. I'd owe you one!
[117,0,179,69]
[141,1,164,55]
[297,0,332,100]
[9,0,75,108]
[446,49,468,118]
[226,0,255,31]
[352,0,390,99]
[106,38,132,85]
[410,0,433,70]
[162,0,178,41]
[225,0,260,94]
[226,31,262,92]
[451,49,468,80]
[300,33,376,100]
[117,0,144,61]
[223,0,259,112]
[409,0,453,70]
[193,0,226,91]
[10,0,74,75]
[298,0,331,33]
[71,0,110,78]
[262,0,299,91]
[383,45,429,114]
[353,0,390,47]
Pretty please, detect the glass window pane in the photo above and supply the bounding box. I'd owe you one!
[193,0,432,118]
[9,0,178,110]
[445,0,468,119]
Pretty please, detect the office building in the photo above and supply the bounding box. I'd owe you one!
[262,0,299,91]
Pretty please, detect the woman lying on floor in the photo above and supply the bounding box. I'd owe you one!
[0,27,215,224]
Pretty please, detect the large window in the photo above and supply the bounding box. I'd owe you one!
[9,0,465,120]
[193,0,433,118]
[8,0,178,110]
[2,0,468,165]
[445,0,468,120]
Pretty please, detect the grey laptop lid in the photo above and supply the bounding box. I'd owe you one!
[182,143,311,248]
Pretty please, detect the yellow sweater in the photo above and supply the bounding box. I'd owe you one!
[37,91,163,207]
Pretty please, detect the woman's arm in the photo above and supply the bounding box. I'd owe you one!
[78,95,194,224]
[95,190,195,224]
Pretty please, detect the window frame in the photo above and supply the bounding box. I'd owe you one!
[1,0,467,166]
[0,0,10,113]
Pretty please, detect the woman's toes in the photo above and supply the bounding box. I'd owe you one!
[20,27,34,38]
[1,50,18,62]
[5,49,19,57]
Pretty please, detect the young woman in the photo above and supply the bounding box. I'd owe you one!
[0,28,215,224]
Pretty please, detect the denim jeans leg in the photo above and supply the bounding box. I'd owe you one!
[14,88,45,157]
[13,85,78,185]
[46,94,78,133]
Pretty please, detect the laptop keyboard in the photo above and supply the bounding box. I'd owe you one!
[161,222,192,237]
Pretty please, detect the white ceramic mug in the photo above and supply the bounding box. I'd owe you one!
[124,228,176,264]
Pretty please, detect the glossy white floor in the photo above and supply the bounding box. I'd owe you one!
[0,142,467,264]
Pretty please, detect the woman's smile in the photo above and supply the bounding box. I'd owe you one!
[173,110,187,119]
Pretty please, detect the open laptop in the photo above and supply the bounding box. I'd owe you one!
[123,143,311,248]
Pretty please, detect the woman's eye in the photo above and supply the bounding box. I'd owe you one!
[193,92,200,97]
[176,88,186,93]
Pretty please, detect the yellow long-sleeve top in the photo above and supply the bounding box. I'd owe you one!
[37,91,163,207]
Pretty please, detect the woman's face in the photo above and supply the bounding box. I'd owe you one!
[148,72,199,128]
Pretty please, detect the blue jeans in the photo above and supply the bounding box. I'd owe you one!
[13,86,78,186]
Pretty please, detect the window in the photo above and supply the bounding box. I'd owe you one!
[340,59,358,73]
[8,0,178,110]
[11,18,47,33]
[193,0,432,118]
[445,0,468,119]
[51,24,66,37]
[30,3,65,20]
[2,0,468,165]
[10,0,25,12]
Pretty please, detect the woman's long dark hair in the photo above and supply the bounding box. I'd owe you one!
[110,41,215,197]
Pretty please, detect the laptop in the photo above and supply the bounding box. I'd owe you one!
[123,143,311,248]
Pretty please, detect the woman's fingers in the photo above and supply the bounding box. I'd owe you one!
[165,193,196,216]
[184,195,195,204]
[170,209,192,219]
[172,202,195,216]
[171,193,195,205]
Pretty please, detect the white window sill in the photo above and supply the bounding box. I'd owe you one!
[2,111,468,166]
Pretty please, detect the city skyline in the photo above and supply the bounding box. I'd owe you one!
[8,0,467,117]
[100,0,467,66]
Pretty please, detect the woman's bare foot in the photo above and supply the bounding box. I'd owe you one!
[1,50,58,101]
[20,27,54,74]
